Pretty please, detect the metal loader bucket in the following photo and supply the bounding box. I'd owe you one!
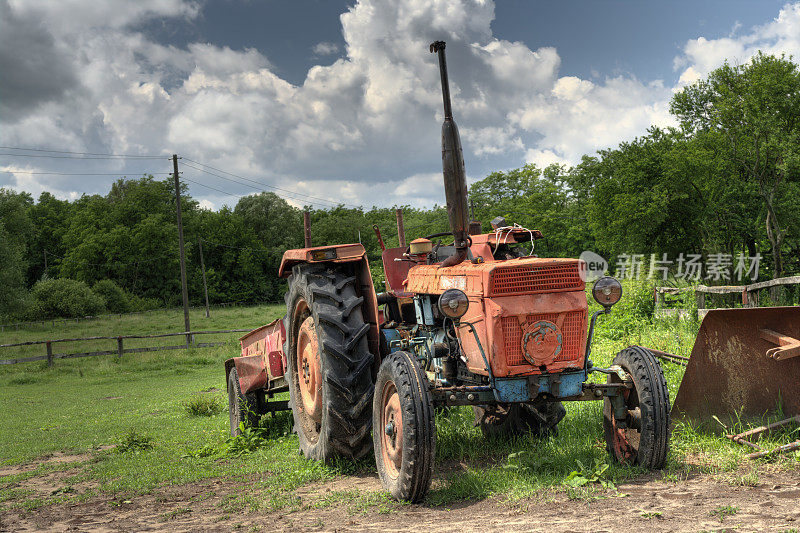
[671,306,800,423]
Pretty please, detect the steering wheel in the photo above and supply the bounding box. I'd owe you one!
[424,232,454,240]
[421,232,473,249]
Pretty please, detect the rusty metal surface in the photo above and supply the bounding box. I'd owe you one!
[233,354,268,394]
[277,243,366,278]
[672,306,800,422]
[430,41,469,259]
[239,318,286,383]
[382,247,413,297]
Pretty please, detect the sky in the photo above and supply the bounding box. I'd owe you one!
[1,0,799,211]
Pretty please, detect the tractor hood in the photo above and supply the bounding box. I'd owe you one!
[404,256,584,298]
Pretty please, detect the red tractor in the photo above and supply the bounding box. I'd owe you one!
[225,41,670,502]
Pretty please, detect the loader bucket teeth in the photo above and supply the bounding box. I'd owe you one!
[671,306,800,423]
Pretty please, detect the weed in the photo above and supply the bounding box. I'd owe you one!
[710,505,739,521]
[160,507,192,521]
[117,429,154,453]
[640,510,663,519]
[50,485,75,495]
[504,450,555,474]
[562,458,615,489]
[564,485,601,501]
[726,471,759,487]
[226,424,269,456]
[184,394,223,417]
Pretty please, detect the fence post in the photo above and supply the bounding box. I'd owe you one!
[117,337,124,358]
[695,289,705,310]
[46,341,53,367]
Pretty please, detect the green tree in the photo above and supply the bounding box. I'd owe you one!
[671,52,800,277]
[469,163,592,257]
[0,189,33,317]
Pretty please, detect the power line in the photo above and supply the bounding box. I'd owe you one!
[181,163,343,209]
[183,158,362,210]
[181,175,248,199]
[0,146,164,158]
[2,146,364,210]
[0,154,167,161]
[0,171,171,176]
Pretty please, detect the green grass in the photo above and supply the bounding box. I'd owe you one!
[0,304,285,361]
[1,290,798,514]
[710,504,739,521]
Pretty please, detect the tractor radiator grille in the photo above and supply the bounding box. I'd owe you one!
[489,263,584,296]
[501,311,587,366]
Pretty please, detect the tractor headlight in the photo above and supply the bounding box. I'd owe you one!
[592,276,622,308]
[438,289,469,319]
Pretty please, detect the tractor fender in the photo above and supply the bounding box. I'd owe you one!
[224,355,268,395]
[278,243,381,361]
[225,318,287,394]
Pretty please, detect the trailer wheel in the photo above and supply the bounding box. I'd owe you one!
[603,346,670,469]
[284,264,375,461]
[228,367,257,437]
[473,401,565,439]
[373,351,435,503]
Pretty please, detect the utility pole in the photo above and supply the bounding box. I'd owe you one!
[173,154,191,345]
[396,208,406,247]
[303,210,312,247]
[43,250,47,274]
[198,238,210,318]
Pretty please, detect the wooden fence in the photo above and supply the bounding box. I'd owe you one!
[655,275,800,317]
[0,329,251,366]
[0,301,260,332]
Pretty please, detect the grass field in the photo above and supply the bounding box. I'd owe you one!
[1,292,799,517]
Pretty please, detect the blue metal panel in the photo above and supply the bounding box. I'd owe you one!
[535,371,586,398]
[493,371,587,402]
[382,328,403,353]
[494,378,529,403]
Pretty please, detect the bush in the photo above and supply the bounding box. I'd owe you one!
[183,394,223,417]
[92,279,131,313]
[116,428,154,453]
[27,278,106,319]
[627,280,656,319]
[128,294,160,312]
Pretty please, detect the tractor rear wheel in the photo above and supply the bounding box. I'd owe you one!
[473,401,565,439]
[284,264,375,461]
[373,351,436,503]
[228,367,257,436]
[603,346,670,469]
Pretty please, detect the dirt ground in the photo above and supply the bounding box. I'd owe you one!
[2,457,800,533]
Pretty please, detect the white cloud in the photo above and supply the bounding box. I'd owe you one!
[312,42,340,56]
[2,0,799,208]
[674,3,800,86]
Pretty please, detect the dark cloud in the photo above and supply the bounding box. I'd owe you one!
[0,0,79,122]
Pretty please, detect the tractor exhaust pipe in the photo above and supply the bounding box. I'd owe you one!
[430,41,469,267]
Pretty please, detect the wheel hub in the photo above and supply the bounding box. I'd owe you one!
[380,382,403,480]
[296,316,322,423]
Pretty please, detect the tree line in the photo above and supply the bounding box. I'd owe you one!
[1,52,798,320]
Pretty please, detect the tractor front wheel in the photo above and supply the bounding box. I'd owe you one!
[603,346,670,469]
[373,351,436,503]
